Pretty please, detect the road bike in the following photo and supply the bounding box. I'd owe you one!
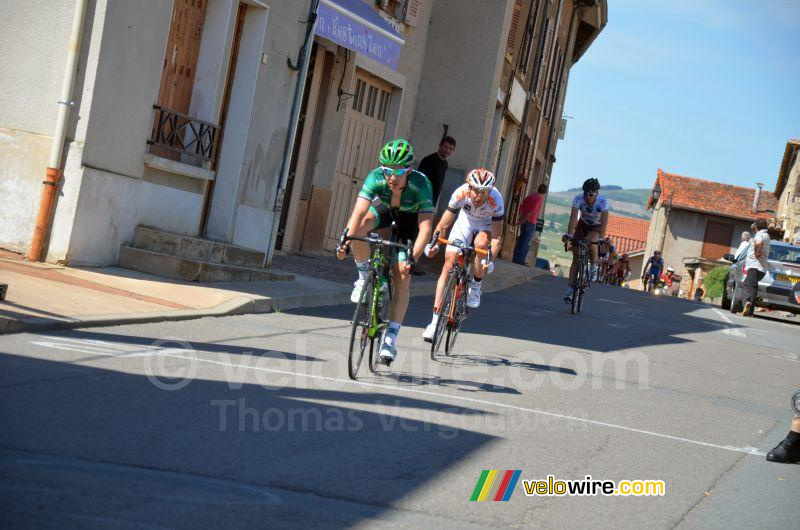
[339,226,411,380]
[429,232,489,358]
[564,237,598,314]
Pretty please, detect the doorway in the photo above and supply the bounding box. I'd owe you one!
[324,69,393,250]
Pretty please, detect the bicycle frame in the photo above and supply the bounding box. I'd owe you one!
[438,235,487,325]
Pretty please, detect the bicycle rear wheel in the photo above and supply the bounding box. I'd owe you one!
[571,261,584,315]
[445,285,467,355]
[348,274,376,380]
[431,273,457,360]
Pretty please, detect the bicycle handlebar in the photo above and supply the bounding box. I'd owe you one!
[339,228,413,256]
[437,237,489,256]
[563,238,600,251]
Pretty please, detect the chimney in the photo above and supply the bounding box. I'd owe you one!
[753,182,763,214]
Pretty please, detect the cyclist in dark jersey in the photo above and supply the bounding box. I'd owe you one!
[642,251,664,292]
[335,138,434,365]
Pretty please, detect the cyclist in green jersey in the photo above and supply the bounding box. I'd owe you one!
[336,138,434,365]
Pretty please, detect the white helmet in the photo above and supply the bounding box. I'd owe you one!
[666,266,674,273]
[466,168,496,190]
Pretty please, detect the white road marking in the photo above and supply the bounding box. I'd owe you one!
[147,349,766,457]
[714,309,746,337]
[27,336,768,456]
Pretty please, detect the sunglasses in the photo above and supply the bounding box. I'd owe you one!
[585,192,598,197]
[381,166,410,177]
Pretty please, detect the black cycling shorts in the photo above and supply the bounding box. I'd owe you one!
[370,203,419,245]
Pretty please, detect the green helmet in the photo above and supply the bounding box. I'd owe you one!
[379,138,414,168]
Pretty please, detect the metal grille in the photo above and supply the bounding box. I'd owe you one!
[147,105,219,165]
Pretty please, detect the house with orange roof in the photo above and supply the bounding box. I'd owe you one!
[644,169,778,298]
[605,214,650,288]
[775,139,800,244]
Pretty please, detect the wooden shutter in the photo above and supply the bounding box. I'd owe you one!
[404,0,421,27]
[701,220,734,259]
[506,0,524,56]
[157,0,208,114]
[535,20,554,103]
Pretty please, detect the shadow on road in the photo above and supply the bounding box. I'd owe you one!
[0,352,494,527]
[289,275,752,354]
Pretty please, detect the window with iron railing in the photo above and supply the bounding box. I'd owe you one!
[148,105,220,167]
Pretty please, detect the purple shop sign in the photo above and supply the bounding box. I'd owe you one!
[315,0,404,71]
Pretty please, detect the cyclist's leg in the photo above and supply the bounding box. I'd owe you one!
[424,249,458,339]
[435,251,458,312]
[472,230,490,280]
[350,205,382,262]
[380,218,417,360]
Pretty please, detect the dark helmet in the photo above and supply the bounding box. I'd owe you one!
[582,178,600,194]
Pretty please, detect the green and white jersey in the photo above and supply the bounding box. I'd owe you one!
[357,168,435,214]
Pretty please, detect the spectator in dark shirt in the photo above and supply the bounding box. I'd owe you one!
[417,136,456,209]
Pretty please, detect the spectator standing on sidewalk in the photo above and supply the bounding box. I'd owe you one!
[766,390,800,463]
[742,218,770,316]
[693,278,706,302]
[734,231,751,260]
[413,136,455,276]
[417,136,456,209]
[512,184,547,265]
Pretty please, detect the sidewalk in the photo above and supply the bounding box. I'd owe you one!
[0,249,546,334]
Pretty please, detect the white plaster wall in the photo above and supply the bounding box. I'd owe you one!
[81,0,173,178]
[409,0,512,173]
[210,0,310,249]
[0,0,74,136]
[0,129,52,252]
[207,5,272,240]
[67,167,203,265]
[232,203,273,252]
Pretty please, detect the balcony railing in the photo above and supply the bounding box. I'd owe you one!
[147,105,219,166]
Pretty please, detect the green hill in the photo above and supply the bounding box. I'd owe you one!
[546,188,652,220]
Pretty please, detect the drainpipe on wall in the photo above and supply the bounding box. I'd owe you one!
[263,0,319,268]
[28,0,88,262]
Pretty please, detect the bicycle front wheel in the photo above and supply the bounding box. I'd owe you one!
[445,287,466,355]
[348,274,376,380]
[431,273,458,360]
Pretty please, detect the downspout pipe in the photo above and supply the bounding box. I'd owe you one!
[263,0,319,268]
[28,0,88,262]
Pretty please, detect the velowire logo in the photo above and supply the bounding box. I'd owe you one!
[470,470,522,502]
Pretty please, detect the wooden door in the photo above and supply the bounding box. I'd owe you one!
[325,70,393,249]
[157,0,208,114]
[701,220,734,259]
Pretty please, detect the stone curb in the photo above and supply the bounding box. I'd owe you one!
[0,265,547,335]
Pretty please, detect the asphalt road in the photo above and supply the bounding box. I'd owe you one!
[1,275,798,529]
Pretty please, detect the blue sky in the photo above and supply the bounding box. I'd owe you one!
[550,0,800,192]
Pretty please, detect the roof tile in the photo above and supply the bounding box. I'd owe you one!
[606,214,649,254]
[648,170,778,221]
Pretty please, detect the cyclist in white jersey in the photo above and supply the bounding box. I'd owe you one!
[422,169,504,341]
[561,178,609,303]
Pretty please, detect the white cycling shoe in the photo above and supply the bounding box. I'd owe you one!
[379,341,396,365]
[422,321,437,342]
[467,282,482,308]
[350,278,365,303]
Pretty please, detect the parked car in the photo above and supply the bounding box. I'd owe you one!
[721,241,800,314]
[534,257,550,271]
